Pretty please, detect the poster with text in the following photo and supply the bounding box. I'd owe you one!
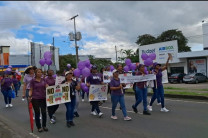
[103,71,113,83]
[188,59,206,76]
[46,84,71,106]
[162,70,168,83]
[89,84,108,101]
[55,76,65,85]
[119,72,133,89]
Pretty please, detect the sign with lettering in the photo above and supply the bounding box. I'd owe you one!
[89,84,108,101]
[46,84,70,106]
[119,74,156,83]
[103,71,113,83]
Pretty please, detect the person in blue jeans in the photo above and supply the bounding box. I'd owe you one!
[110,69,131,121]
[12,74,19,97]
[62,70,80,127]
[148,57,170,112]
[1,71,14,108]
[132,64,151,115]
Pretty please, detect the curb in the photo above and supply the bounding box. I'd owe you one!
[125,91,208,101]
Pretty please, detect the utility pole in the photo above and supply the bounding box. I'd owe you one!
[51,37,55,70]
[69,14,79,68]
[115,45,118,62]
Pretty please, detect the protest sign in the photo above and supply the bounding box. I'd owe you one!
[46,84,71,106]
[89,84,108,101]
[119,74,156,83]
[119,73,133,89]
[103,71,113,83]
[55,76,65,85]
[162,70,168,83]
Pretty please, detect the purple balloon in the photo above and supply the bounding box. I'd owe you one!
[110,65,115,72]
[130,63,136,70]
[141,53,149,60]
[73,69,81,77]
[82,67,91,77]
[83,86,89,93]
[125,59,132,66]
[81,83,86,89]
[78,61,85,70]
[123,65,130,72]
[8,65,12,69]
[149,53,156,60]
[67,64,71,69]
[44,51,52,59]
[52,74,56,78]
[85,60,91,67]
[39,59,45,66]
[144,58,153,66]
[6,68,12,72]
[45,59,52,66]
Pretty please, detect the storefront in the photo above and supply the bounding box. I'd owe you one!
[139,40,208,76]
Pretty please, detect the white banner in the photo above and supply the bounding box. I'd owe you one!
[103,71,113,83]
[89,84,108,101]
[120,74,156,83]
[46,84,71,107]
[162,70,168,83]
[55,76,65,85]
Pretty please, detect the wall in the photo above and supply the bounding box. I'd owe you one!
[9,55,31,65]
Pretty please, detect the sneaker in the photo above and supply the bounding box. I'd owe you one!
[132,105,138,113]
[143,111,151,115]
[33,116,35,120]
[40,116,42,120]
[111,116,118,120]
[74,112,79,117]
[5,104,9,108]
[43,127,48,131]
[98,112,103,117]
[66,122,71,128]
[52,114,56,120]
[124,116,132,121]
[50,118,56,124]
[157,103,161,105]
[82,99,84,102]
[38,128,43,132]
[91,111,97,116]
[69,121,75,126]
[161,107,169,112]
[147,105,153,111]
[9,104,13,107]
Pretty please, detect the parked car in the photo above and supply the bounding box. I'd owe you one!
[183,73,207,84]
[168,73,186,83]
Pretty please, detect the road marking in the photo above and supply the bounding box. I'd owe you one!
[29,133,40,138]
[100,106,143,114]
[165,98,208,104]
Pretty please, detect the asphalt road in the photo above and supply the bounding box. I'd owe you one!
[0,90,208,138]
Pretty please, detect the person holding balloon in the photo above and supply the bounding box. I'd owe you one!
[86,65,104,117]
[132,64,151,115]
[148,56,170,112]
[45,70,59,124]
[62,70,80,127]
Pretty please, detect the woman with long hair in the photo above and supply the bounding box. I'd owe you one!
[62,70,80,127]
[28,69,48,132]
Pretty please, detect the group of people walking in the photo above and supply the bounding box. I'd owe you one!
[0,57,170,132]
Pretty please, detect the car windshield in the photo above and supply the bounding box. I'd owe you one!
[171,74,179,76]
[187,73,195,77]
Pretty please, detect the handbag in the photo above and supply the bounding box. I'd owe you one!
[11,90,16,98]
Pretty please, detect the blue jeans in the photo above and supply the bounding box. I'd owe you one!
[111,94,127,117]
[18,81,21,90]
[65,97,76,122]
[81,90,89,99]
[133,86,148,111]
[152,87,161,103]
[2,90,12,104]
[14,84,19,96]
[150,86,165,108]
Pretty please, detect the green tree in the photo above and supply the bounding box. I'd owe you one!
[136,34,158,46]
[157,29,191,52]
[118,49,139,63]
[58,54,76,74]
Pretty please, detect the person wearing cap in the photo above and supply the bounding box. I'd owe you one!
[1,71,14,108]
[86,65,104,117]
[110,69,132,121]
[148,57,170,112]
[28,68,49,132]
[132,64,151,115]
[62,70,80,127]
[45,70,59,124]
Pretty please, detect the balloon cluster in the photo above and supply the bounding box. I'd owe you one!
[74,60,92,78]
[123,59,136,72]
[39,51,53,66]
[81,82,89,93]
[141,53,156,66]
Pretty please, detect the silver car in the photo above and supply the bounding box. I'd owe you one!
[183,73,207,84]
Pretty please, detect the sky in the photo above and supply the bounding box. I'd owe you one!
[0,1,207,62]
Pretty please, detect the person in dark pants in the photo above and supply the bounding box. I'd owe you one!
[28,69,49,132]
[45,70,59,124]
[62,70,80,128]
[87,65,104,117]
[12,74,19,97]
